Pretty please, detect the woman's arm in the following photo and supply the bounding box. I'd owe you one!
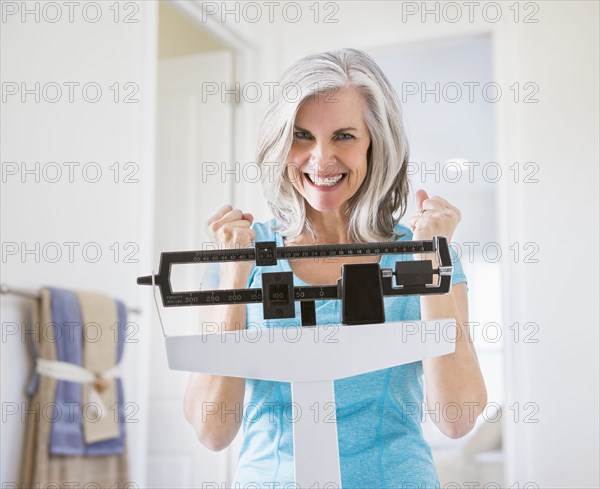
[420,280,487,438]
[183,205,255,451]
[183,275,248,451]
[409,189,487,438]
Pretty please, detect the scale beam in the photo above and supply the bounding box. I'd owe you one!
[137,237,453,315]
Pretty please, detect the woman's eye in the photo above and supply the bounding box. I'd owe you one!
[293,131,354,141]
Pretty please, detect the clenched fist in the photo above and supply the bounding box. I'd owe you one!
[205,204,256,284]
[408,189,461,243]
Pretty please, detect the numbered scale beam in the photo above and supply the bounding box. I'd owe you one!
[137,236,453,309]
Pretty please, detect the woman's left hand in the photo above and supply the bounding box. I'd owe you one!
[409,189,462,242]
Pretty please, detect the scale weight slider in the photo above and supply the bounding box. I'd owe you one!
[340,263,385,325]
[262,271,295,319]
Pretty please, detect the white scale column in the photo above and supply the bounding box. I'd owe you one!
[165,320,456,488]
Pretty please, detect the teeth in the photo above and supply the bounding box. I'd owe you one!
[307,174,344,186]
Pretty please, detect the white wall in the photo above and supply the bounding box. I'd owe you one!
[0,2,157,484]
[495,3,600,486]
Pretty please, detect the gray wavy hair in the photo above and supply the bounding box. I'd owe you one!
[257,47,410,243]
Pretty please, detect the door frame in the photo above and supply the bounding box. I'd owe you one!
[170,0,258,211]
[157,2,258,481]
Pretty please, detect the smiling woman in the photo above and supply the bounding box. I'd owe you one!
[257,49,411,246]
[184,47,486,489]
[286,87,370,216]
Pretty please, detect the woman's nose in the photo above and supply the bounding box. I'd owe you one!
[309,139,336,166]
[308,157,340,178]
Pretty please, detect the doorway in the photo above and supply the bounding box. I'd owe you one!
[147,2,238,487]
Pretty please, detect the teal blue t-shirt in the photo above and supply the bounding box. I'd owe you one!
[201,218,467,489]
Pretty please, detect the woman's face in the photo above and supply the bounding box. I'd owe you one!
[286,86,371,214]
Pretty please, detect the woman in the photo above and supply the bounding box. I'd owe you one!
[184,48,487,488]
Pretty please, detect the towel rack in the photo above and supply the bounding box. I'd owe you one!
[0,283,142,315]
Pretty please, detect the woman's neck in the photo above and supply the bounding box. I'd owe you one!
[286,209,350,245]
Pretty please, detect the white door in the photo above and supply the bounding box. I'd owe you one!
[148,51,236,488]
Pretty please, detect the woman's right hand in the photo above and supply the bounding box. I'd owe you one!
[205,204,256,284]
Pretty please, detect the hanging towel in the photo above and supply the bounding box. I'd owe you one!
[77,290,124,447]
[20,288,130,487]
[26,286,126,454]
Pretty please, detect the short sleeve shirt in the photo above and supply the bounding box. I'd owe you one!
[201,218,467,489]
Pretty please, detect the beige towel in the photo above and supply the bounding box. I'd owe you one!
[77,291,120,444]
[19,288,130,487]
